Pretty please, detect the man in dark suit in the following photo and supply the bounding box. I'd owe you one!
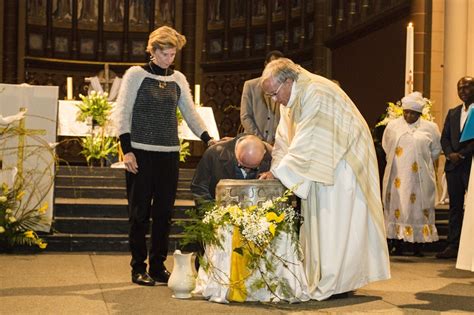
[437,76,474,259]
[190,134,272,270]
[191,134,272,203]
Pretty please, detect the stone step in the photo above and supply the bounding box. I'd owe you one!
[53,217,193,235]
[56,165,195,179]
[54,198,195,218]
[55,175,192,189]
[54,186,194,200]
[44,233,199,252]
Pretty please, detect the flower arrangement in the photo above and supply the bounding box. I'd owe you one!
[76,91,112,127]
[181,189,303,301]
[201,190,298,248]
[76,91,118,166]
[0,175,49,249]
[375,97,435,127]
[0,110,54,251]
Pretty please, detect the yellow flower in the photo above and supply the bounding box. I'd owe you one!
[268,223,276,236]
[36,240,47,249]
[16,190,25,200]
[38,202,48,214]
[24,230,35,239]
[266,212,285,223]
[247,205,257,212]
[0,196,7,203]
[0,226,5,233]
[228,205,242,218]
[5,208,12,214]
[1,183,8,194]
[8,216,16,223]
[405,226,413,236]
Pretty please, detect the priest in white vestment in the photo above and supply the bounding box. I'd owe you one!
[382,92,442,256]
[259,58,391,300]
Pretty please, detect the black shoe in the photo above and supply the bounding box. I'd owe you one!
[131,271,155,286]
[436,247,458,259]
[149,269,171,283]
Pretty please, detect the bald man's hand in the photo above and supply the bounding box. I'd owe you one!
[258,171,275,180]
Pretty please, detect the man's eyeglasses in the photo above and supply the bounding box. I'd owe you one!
[237,163,259,173]
[265,82,284,98]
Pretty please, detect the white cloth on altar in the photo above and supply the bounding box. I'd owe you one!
[194,225,310,303]
[58,101,220,140]
[276,159,391,300]
[0,83,58,231]
[456,157,474,272]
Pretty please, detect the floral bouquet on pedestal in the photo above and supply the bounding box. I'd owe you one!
[181,189,307,302]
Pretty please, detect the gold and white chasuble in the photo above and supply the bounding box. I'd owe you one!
[382,117,441,242]
[271,68,391,301]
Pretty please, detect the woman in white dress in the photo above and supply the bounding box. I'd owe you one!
[382,92,442,256]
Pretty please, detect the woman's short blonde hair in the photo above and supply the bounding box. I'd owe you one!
[146,26,187,53]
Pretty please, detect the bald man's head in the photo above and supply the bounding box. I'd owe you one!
[235,135,267,171]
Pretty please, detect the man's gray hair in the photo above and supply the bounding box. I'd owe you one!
[261,58,300,84]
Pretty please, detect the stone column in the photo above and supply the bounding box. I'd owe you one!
[442,0,473,118]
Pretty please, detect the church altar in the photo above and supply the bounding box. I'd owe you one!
[57,100,220,140]
[193,179,310,303]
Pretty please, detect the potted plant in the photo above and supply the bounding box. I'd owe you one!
[76,91,118,166]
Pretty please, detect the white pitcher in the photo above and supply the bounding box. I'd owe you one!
[168,250,196,298]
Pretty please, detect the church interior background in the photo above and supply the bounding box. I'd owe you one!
[0,0,472,174]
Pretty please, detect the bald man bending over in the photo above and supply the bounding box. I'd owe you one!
[191,134,272,204]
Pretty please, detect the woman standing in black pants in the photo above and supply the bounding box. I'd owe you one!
[114,26,216,286]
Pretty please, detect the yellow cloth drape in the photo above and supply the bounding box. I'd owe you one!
[227,227,251,302]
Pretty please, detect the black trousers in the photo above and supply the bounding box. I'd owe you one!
[445,161,471,249]
[126,149,179,274]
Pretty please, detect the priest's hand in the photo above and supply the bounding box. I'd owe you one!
[258,171,274,180]
[124,152,138,174]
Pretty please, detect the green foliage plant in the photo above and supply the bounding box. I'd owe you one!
[75,91,117,166]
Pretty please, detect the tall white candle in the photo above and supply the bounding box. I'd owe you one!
[67,77,73,100]
[194,84,200,105]
[405,22,414,96]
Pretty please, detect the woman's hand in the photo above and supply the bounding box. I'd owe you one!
[124,152,138,174]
